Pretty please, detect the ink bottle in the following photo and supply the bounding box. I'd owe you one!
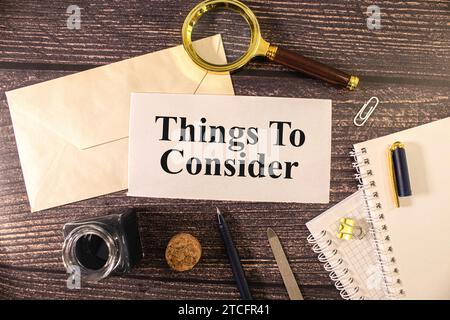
[62,209,143,282]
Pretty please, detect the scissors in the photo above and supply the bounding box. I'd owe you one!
[182,0,359,90]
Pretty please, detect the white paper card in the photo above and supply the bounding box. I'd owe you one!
[128,93,332,203]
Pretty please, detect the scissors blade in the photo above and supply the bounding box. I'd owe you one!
[267,228,304,300]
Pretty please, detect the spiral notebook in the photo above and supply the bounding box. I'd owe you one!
[351,117,450,299]
[308,117,450,300]
[306,190,386,300]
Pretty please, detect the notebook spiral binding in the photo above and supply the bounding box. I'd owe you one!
[307,231,363,300]
[350,147,404,299]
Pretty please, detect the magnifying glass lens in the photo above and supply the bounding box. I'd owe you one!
[191,8,251,66]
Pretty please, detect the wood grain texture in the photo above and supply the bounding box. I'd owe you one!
[0,0,449,300]
[1,0,449,80]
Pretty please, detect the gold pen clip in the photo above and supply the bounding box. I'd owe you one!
[388,142,400,208]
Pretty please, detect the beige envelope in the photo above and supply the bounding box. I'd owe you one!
[6,35,234,212]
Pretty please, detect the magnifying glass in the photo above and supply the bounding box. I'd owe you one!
[182,0,359,90]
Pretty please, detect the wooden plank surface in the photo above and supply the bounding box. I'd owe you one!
[0,0,449,300]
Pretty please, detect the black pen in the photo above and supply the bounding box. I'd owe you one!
[216,207,253,300]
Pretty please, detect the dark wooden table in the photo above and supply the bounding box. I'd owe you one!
[0,0,449,300]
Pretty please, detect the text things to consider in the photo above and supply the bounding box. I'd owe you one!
[156,116,306,179]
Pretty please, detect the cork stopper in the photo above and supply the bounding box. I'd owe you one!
[165,233,202,272]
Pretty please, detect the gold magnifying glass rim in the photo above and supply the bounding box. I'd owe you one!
[182,0,268,73]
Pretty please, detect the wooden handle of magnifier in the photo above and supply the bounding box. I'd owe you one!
[267,45,359,90]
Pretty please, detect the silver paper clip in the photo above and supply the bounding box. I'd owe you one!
[353,96,379,127]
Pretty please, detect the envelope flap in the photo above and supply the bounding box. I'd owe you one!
[6,35,229,150]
